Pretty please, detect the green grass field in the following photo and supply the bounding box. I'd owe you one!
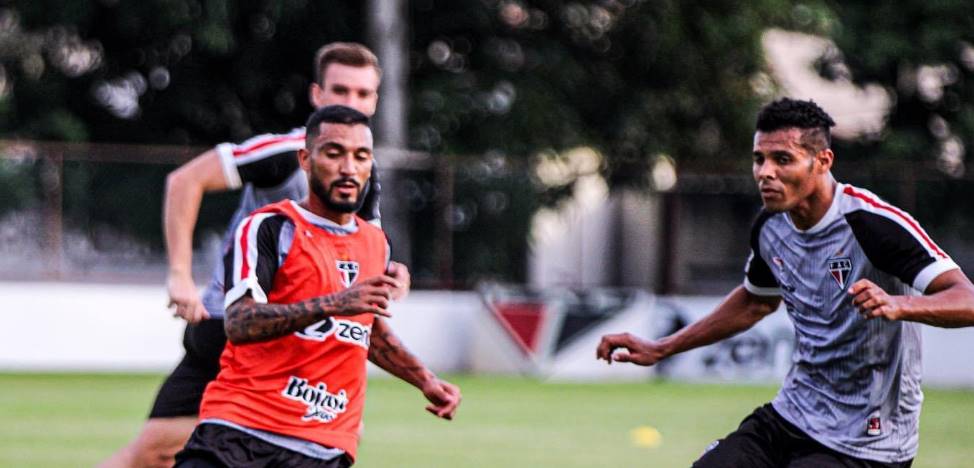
[0,373,971,467]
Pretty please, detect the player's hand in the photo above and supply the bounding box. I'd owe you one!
[327,275,401,318]
[167,272,209,323]
[849,279,905,320]
[386,261,411,301]
[421,378,461,420]
[596,333,667,366]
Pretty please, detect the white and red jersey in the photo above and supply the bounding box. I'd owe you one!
[200,200,389,462]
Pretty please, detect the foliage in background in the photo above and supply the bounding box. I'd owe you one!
[405,0,834,284]
[408,0,835,184]
[824,1,974,168]
[819,0,974,245]
[1,0,971,284]
[0,0,367,248]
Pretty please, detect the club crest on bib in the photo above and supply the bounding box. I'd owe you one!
[827,257,852,288]
[336,260,359,288]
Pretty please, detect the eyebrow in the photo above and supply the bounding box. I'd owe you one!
[753,149,794,156]
[317,141,372,155]
[320,142,346,151]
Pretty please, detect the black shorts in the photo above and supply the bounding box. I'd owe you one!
[174,423,352,468]
[148,319,227,418]
[692,404,912,468]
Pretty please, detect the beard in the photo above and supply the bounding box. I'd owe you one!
[309,168,366,214]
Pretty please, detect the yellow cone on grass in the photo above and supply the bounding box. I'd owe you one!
[630,425,662,448]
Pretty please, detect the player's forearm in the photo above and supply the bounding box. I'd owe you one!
[368,318,435,389]
[164,170,205,276]
[164,149,232,276]
[224,295,342,344]
[897,286,974,327]
[660,286,777,357]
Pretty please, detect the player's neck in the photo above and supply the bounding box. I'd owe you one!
[788,177,836,231]
[300,197,354,225]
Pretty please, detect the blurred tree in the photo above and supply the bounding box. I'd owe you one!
[408,0,835,183]
[821,0,974,234]
[406,0,833,284]
[824,1,973,169]
[13,0,967,285]
[0,0,366,248]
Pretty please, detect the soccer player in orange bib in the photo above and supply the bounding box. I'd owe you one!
[174,105,460,467]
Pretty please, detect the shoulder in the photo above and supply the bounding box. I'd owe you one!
[216,128,305,161]
[355,215,387,239]
[237,210,292,239]
[838,184,942,254]
[749,209,777,249]
[839,183,956,290]
[837,184,899,216]
[252,200,298,217]
[215,129,306,188]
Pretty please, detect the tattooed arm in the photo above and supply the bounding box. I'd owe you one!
[369,317,462,419]
[224,276,399,345]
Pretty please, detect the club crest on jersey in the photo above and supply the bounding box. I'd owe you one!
[336,260,359,288]
[827,257,853,288]
[866,416,882,436]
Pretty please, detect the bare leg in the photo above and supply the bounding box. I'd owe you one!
[99,416,198,468]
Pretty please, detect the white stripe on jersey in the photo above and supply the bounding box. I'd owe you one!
[224,212,276,308]
[215,143,243,189]
[744,276,781,297]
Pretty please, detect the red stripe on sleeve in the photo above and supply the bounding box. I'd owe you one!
[238,216,255,280]
[232,134,304,157]
[843,186,947,259]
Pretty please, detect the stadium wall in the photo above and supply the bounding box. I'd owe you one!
[2,282,972,389]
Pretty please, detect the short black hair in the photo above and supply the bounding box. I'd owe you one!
[304,105,370,148]
[756,98,836,153]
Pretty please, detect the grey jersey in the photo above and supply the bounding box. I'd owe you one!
[743,182,959,463]
[200,129,308,318]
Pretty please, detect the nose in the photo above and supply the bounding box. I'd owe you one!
[754,160,776,181]
[338,156,356,175]
[337,95,364,114]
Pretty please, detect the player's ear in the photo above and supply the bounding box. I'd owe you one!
[816,148,834,173]
[309,82,324,108]
[298,148,311,172]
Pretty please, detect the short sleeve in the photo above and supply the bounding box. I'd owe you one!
[845,209,959,293]
[743,211,781,297]
[215,129,305,190]
[223,213,292,308]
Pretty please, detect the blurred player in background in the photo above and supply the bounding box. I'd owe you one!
[597,98,974,467]
[101,42,411,468]
[174,105,459,467]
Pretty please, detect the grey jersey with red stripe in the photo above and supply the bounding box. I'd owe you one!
[743,182,959,463]
[200,129,307,318]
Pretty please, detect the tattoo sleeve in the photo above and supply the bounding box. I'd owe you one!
[224,293,353,344]
[368,317,433,389]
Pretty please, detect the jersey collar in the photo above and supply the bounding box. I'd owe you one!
[289,200,359,234]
